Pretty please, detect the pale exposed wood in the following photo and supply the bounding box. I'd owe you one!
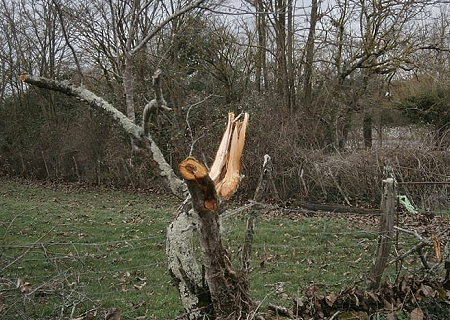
[214,113,249,199]
[209,112,235,184]
[179,157,209,181]
[180,158,218,214]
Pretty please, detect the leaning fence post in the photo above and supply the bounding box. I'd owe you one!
[369,178,396,290]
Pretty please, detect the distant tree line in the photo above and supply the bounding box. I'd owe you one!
[1,0,449,200]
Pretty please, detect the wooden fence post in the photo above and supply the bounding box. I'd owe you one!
[369,178,396,290]
[241,154,279,272]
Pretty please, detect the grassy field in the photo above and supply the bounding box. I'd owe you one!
[0,179,381,319]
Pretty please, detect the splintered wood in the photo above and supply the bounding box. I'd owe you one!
[178,112,248,213]
[209,112,249,199]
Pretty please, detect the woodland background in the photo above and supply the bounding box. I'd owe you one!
[1,0,450,207]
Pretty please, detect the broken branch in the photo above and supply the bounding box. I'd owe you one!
[210,112,249,199]
[179,157,218,214]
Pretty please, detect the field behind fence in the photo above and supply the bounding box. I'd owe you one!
[1,178,449,320]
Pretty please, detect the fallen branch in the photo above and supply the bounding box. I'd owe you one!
[388,242,430,267]
[268,304,292,318]
[2,226,56,272]
[390,227,445,270]
[394,226,430,243]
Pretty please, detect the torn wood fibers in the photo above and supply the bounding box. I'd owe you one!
[179,112,249,202]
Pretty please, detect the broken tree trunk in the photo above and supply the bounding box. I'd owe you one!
[21,73,252,319]
[167,112,252,319]
[179,158,252,319]
[172,112,252,320]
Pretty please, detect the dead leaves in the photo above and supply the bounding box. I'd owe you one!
[113,271,148,293]
[105,308,121,320]
[133,281,147,290]
[432,234,441,262]
[288,276,450,320]
[16,278,32,294]
[410,307,424,320]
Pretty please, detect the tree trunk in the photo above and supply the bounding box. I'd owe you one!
[20,74,252,320]
[274,0,290,111]
[123,53,136,123]
[287,0,295,113]
[179,156,252,320]
[255,0,266,93]
[363,112,373,149]
[303,0,318,108]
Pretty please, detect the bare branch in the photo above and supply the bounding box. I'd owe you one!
[131,0,205,55]
[142,69,172,135]
[19,73,187,199]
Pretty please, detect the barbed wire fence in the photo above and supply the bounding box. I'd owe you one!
[1,177,449,319]
[0,232,177,320]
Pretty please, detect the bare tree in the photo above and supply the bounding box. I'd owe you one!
[303,0,319,108]
[65,0,204,122]
[311,0,436,149]
[20,72,253,320]
[254,0,268,93]
[0,0,77,120]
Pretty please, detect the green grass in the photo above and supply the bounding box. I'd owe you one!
[222,214,379,306]
[1,180,181,319]
[1,179,381,319]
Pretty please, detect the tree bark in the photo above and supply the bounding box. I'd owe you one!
[274,0,290,111]
[286,0,295,112]
[19,73,187,199]
[255,0,268,93]
[123,53,136,122]
[363,112,373,149]
[20,74,252,320]
[303,0,318,108]
[179,158,252,320]
[166,200,213,319]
